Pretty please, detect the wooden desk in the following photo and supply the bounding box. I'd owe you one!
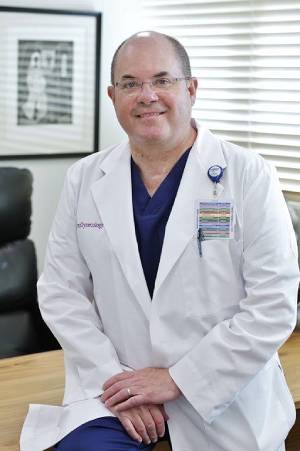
[279,332,300,450]
[0,350,64,451]
[0,333,299,451]
[0,351,170,451]
[279,332,300,410]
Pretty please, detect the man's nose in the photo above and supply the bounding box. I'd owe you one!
[136,82,159,103]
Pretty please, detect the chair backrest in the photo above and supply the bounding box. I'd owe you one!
[0,167,32,245]
[0,167,59,358]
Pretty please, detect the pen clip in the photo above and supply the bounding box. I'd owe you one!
[197,227,204,257]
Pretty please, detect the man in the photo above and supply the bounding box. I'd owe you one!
[21,31,299,451]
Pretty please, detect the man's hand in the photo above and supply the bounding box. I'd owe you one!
[110,404,169,444]
[102,368,181,411]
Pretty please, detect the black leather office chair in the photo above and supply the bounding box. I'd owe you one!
[0,167,59,358]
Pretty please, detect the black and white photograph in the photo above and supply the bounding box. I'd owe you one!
[0,7,101,157]
[18,40,73,126]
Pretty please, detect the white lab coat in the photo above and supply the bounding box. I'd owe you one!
[21,121,299,451]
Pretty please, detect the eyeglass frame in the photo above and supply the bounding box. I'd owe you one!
[113,76,194,94]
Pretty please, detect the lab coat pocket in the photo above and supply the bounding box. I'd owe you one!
[202,358,294,451]
[235,357,295,451]
[200,236,243,265]
[179,237,244,323]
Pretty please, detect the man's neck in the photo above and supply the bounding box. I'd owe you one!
[130,127,197,196]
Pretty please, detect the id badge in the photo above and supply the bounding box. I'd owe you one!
[196,200,234,240]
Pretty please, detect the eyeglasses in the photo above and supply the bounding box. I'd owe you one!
[114,77,192,94]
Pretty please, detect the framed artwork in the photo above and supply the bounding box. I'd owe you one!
[0,7,101,158]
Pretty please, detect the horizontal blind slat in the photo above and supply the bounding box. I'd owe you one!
[141,0,300,192]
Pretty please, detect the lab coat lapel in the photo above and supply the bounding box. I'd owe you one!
[153,126,227,297]
[90,143,151,316]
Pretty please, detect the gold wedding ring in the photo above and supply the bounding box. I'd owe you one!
[127,387,132,397]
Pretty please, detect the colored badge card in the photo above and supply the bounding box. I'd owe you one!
[197,201,234,240]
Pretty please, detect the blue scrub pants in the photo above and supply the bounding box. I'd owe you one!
[54,417,172,451]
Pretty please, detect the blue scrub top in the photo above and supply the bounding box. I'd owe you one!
[131,148,191,298]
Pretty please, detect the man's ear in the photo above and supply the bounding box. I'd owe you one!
[188,77,198,106]
[107,85,115,104]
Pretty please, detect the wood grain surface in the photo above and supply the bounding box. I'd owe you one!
[279,331,300,409]
[0,332,299,451]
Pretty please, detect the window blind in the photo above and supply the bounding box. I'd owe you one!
[140,0,300,192]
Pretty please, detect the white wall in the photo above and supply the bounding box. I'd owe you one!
[0,0,142,271]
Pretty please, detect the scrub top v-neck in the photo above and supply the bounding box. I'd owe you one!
[131,147,191,298]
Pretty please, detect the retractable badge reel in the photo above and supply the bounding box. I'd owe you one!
[207,165,224,197]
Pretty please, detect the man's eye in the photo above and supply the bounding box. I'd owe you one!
[122,81,139,89]
[154,78,172,86]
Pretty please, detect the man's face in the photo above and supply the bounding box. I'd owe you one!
[108,35,197,150]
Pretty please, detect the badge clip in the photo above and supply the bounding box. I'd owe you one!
[207,165,224,197]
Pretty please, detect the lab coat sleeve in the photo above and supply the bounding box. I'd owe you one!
[37,165,123,405]
[169,159,299,424]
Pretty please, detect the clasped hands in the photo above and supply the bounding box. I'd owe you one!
[101,367,181,444]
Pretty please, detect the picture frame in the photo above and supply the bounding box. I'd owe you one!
[0,7,101,158]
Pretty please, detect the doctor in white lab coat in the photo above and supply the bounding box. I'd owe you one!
[21,31,299,451]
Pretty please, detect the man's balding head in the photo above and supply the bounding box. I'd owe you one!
[110,31,191,85]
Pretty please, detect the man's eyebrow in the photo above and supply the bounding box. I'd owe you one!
[119,71,171,80]
[153,71,170,78]
[120,74,136,80]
